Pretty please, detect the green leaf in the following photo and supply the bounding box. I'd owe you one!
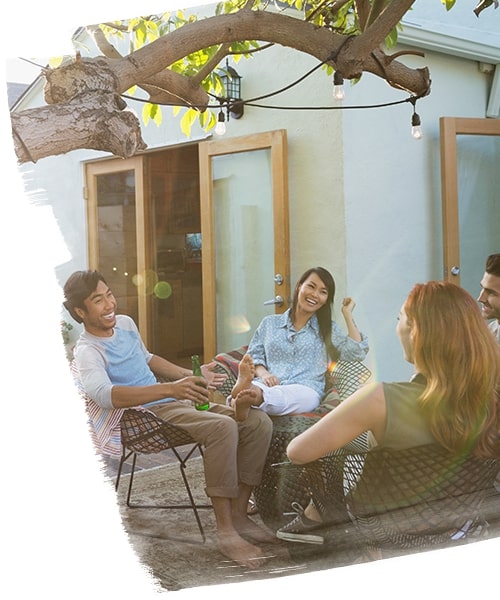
[142,102,152,125]
[180,108,198,137]
[385,27,398,49]
[150,103,163,126]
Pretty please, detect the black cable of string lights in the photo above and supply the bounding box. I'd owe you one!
[121,92,419,112]
[120,51,425,114]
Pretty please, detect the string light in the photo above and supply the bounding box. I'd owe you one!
[411,111,423,139]
[215,106,226,136]
[409,97,423,139]
[333,71,345,100]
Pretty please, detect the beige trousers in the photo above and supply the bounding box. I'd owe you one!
[149,400,273,498]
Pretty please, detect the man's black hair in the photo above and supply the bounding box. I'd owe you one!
[485,253,500,278]
[63,270,107,324]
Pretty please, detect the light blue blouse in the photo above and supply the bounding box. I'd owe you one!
[247,309,369,395]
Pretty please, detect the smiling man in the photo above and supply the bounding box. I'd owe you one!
[478,253,500,344]
[63,270,275,569]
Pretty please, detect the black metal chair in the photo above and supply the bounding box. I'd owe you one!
[254,360,372,529]
[324,359,372,401]
[115,408,212,542]
[279,443,499,558]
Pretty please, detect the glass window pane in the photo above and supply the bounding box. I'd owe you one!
[212,149,275,351]
[457,135,500,297]
[96,170,138,322]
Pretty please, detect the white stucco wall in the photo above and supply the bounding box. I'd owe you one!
[342,45,497,381]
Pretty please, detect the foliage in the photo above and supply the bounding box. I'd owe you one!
[61,320,73,345]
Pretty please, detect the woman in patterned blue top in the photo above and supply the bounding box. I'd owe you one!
[230,267,369,420]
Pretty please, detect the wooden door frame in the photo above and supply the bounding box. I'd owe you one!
[85,156,150,343]
[198,129,290,361]
[440,117,500,284]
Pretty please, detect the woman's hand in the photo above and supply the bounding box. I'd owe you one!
[261,373,280,387]
[341,297,356,316]
[201,361,228,389]
[341,297,362,342]
[254,364,279,387]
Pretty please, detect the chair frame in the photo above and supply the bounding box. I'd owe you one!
[276,442,499,557]
[254,361,372,528]
[115,408,212,543]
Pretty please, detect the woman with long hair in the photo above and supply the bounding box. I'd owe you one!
[230,266,368,420]
[277,281,500,543]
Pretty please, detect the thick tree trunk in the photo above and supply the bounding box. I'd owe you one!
[11,91,146,163]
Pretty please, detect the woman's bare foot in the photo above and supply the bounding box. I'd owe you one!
[231,354,256,398]
[217,530,268,569]
[231,388,262,421]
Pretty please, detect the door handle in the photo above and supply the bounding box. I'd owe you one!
[263,295,284,306]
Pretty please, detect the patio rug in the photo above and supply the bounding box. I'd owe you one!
[112,457,364,592]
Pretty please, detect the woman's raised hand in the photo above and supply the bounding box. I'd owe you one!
[341,297,356,315]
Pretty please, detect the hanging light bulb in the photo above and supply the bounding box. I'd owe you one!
[215,107,226,136]
[411,111,423,140]
[333,71,345,100]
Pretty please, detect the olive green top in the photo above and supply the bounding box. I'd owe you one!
[367,376,436,450]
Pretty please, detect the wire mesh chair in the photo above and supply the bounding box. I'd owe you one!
[324,360,372,401]
[254,360,372,529]
[286,443,499,557]
[115,408,212,543]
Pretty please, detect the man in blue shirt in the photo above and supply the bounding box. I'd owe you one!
[64,270,274,569]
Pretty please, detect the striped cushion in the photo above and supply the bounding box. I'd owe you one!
[70,360,124,457]
[213,345,248,380]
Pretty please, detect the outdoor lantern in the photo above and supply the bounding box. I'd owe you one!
[220,59,244,120]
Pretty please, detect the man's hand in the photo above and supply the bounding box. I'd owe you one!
[169,376,210,405]
[201,361,228,389]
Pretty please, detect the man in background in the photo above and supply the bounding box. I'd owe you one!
[478,253,500,344]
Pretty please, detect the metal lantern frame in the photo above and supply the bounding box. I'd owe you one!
[220,59,244,120]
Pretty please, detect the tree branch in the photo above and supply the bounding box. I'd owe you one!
[86,24,210,108]
[354,0,371,31]
[87,24,123,59]
[350,0,417,60]
[11,91,146,162]
[192,43,232,86]
[109,10,428,95]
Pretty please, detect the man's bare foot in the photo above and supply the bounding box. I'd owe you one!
[231,388,261,421]
[232,513,279,545]
[231,354,256,398]
[217,530,268,569]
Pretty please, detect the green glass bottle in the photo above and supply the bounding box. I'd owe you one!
[191,354,209,411]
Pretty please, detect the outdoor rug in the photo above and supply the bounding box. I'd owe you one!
[111,457,365,592]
